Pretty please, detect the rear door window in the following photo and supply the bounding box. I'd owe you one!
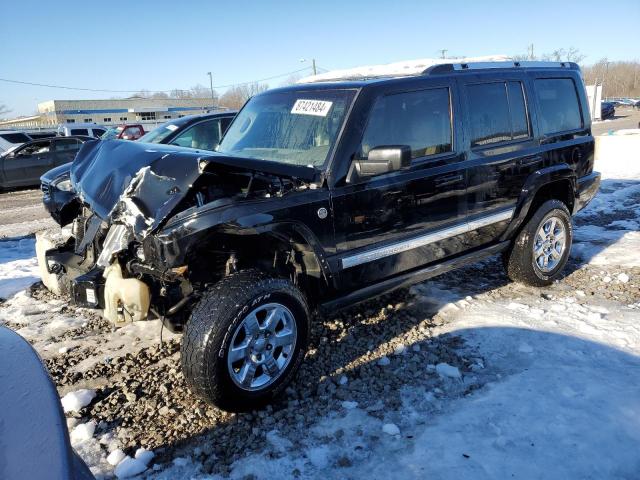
[467,83,512,147]
[70,128,89,136]
[467,81,531,147]
[360,87,452,160]
[53,138,81,151]
[535,78,583,134]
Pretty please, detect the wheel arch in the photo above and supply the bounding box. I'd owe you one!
[197,221,336,308]
[502,164,577,242]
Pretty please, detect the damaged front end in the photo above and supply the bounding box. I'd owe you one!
[37,139,318,330]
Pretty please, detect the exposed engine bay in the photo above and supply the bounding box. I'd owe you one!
[37,139,320,331]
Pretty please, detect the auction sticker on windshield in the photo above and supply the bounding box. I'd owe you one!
[291,99,333,117]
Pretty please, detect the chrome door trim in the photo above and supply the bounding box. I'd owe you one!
[341,207,514,269]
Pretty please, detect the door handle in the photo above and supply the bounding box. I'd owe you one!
[518,156,542,166]
[434,174,463,187]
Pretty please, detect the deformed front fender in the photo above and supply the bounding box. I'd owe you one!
[501,164,576,241]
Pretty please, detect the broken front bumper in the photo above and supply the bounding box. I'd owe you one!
[35,228,150,325]
[35,229,105,309]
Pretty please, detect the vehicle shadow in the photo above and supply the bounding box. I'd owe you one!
[160,323,640,478]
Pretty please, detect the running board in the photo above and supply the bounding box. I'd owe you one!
[319,241,510,314]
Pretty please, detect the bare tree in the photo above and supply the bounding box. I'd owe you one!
[0,103,10,117]
[279,73,304,86]
[583,59,640,98]
[513,46,586,64]
[219,83,269,109]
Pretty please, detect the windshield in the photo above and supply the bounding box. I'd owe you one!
[101,126,124,140]
[139,122,181,144]
[217,89,354,168]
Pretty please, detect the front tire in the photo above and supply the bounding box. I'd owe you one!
[181,270,310,411]
[503,199,573,287]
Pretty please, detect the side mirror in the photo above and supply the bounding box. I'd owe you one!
[351,145,411,179]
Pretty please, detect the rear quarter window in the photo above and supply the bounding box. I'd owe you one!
[535,78,583,134]
[71,128,89,136]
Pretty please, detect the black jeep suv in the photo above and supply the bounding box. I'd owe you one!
[39,61,600,411]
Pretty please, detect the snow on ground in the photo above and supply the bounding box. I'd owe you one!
[0,147,638,479]
[0,237,39,299]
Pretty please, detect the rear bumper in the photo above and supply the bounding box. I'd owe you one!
[575,171,601,213]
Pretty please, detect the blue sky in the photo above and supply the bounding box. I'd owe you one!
[1,0,638,116]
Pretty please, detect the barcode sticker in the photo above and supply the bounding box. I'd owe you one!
[291,99,333,117]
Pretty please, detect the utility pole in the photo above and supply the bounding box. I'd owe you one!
[300,58,318,75]
[207,72,215,106]
[439,49,447,59]
[528,43,534,60]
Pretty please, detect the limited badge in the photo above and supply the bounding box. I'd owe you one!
[317,207,328,219]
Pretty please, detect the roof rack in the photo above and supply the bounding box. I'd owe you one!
[424,61,579,75]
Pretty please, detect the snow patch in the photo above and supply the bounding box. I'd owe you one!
[61,389,96,413]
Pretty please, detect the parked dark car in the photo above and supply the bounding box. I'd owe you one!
[41,111,237,226]
[0,136,93,189]
[38,61,599,411]
[137,111,236,149]
[0,326,94,480]
[601,101,615,120]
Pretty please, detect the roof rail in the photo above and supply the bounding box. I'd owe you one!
[424,61,579,75]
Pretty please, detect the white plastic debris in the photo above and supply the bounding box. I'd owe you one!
[114,456,148,479]
[61,388,96,413]
[107,449,127,466]
[382,423,400,436]
[393,344,406,356]
[377,356,391,366]
[436,363,462,379]
[70,421,96,444]
[618,273,630,283]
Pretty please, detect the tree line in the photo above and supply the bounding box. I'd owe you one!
[513,47,639,99]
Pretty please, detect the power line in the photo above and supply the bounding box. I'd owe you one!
[0,66,313,94]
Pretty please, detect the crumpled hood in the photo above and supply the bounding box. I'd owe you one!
[70,140,317,235]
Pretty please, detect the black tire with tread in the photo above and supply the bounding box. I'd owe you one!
[180,270,310,411]
[503,199,573,287]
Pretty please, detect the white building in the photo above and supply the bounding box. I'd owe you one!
[0,98,221,130]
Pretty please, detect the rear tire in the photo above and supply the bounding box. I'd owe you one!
[181,270,310,411]
[503,199,573,287]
